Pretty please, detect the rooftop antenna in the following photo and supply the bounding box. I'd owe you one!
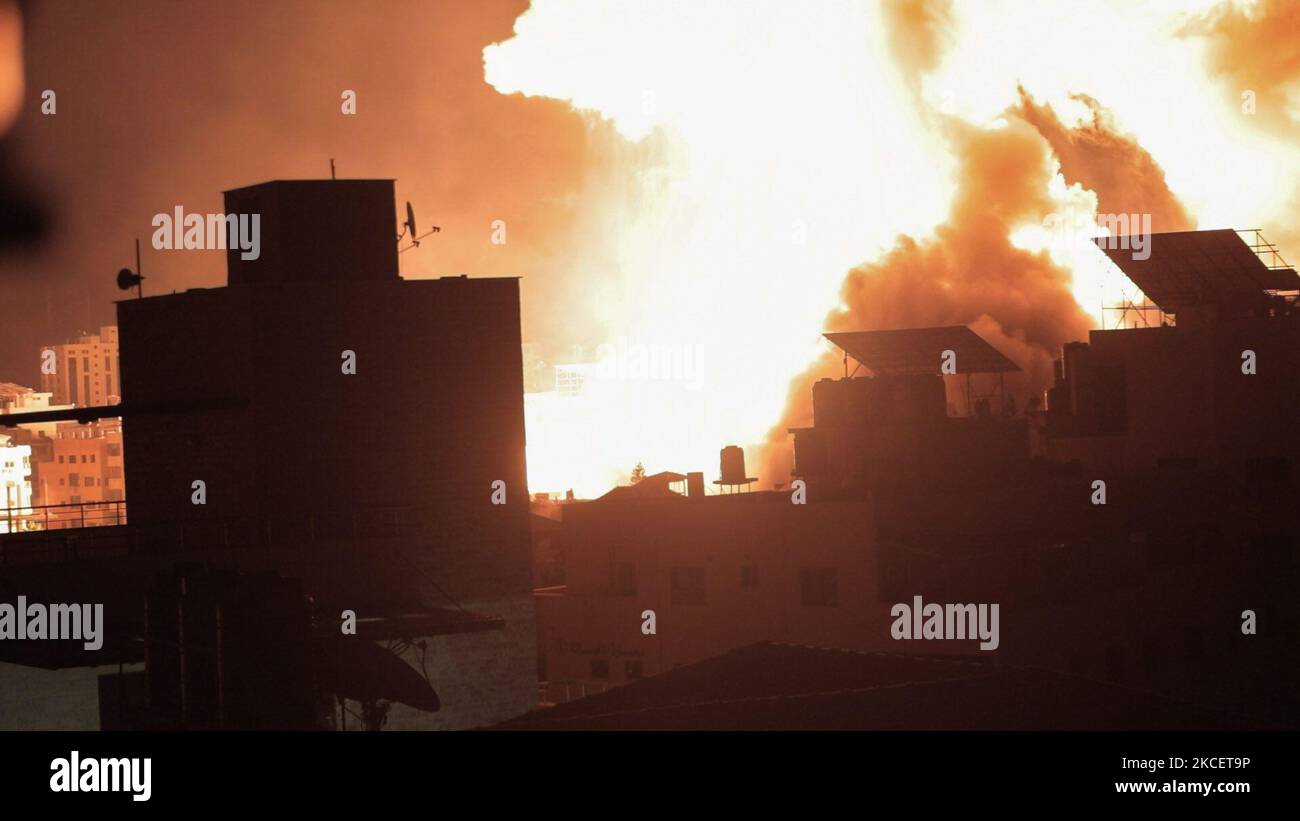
[330,158,337,180]
[115,238,145,299]
[397,201,440,253]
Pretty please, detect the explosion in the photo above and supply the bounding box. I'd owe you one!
[484,0,1299,494]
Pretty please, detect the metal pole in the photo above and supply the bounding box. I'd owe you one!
[135,239,143,299]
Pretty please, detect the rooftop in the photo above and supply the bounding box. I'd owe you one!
[491,641,1246,730]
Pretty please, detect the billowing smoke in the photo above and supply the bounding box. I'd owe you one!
[757,114,1094,483]
[1181,0,1300,140]
[1013,87,1195,232]
[756,0,1198,485]
[1180,0,1300,255]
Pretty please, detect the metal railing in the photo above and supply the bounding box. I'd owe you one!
[0,500,126,534]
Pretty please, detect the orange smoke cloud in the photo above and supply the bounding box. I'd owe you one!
[1180,0,1300,257]
[1012,87,1195,232]
[881,0,953,90]
[758,115,1094,483]
[1181,0,1300,140]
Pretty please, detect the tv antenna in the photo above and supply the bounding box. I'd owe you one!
[397,201,440,253]
[116,238,145,299]
[330,158,337,180]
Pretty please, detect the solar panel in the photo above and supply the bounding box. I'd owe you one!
[824,326,1021,376]
[1092,229,1300,314]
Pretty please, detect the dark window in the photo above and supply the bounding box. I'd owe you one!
[107,444,121,456]
[611,562,636,596]
[89,454,95,463]
[741,564,759,589]
[624,660,643,680]
[800,568,838,607]
[670,566,706,605]
[590,659,609,679]
[68,474,79,487]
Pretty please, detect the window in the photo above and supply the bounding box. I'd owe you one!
[57,455,64,463]
[80,455,87,463]
[670,567,706,605]
[741,564,759,589]
[68,474,80,487]
[611,562,636,596]
[800,568,838,607]
[85,476,95,487]
[89,454,96,463]
[590,659,610,679]
[107,444,121,456]
[624,660,643,680]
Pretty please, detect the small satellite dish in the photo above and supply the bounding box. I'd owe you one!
[397,201,441,254]
[116,268,143,291]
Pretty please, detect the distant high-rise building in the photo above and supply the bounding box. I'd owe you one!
[38,325,121,407]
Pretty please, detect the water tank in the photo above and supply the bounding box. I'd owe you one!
[719,445,755,485]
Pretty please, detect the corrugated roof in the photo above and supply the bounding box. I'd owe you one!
[824,326,1020,375]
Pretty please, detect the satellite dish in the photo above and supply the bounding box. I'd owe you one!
[116,268,143,291]
[396,202,442,254]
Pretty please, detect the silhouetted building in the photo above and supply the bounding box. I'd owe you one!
[1,179,537,730]
[117,180,528,552]
[534,231,1300,727]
